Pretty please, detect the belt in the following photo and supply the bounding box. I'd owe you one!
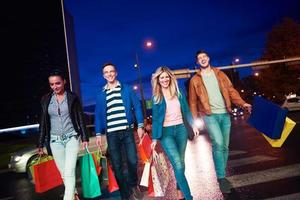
[51,133,78,141]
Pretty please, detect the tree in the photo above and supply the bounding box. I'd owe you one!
[258,18,300,103]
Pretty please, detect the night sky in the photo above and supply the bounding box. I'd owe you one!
[65,0,300,106]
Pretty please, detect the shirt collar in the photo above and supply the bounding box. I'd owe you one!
[103,80,121,91]
[51,92,67,102]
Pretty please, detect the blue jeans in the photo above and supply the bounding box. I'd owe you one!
[107,128,138,199]
[50,131,80,200]
[204,113,231,179]
[160,124,193,200]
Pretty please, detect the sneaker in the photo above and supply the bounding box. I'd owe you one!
[130,186,143,200]
[218,178,232,193]
[224,178,233,189]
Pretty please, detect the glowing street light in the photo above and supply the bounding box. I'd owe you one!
[133,85,138,91]
[254,72,259,76]
[145,41,152,48]
[234,58,240,63]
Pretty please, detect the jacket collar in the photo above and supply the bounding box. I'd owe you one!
[196,66,220,77]
[103,80,121,91]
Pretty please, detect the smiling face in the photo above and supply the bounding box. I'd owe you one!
[197,52,210,68]
[158,72,170,89]
[103,64,117,84]
[48,75,66,95]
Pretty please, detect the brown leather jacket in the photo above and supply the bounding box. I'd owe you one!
[189,67,246,118]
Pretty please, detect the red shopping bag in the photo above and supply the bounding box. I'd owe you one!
[33,157,63,193]
[138,134,152,163]
[107,162,119,193]
[147,166,154,196]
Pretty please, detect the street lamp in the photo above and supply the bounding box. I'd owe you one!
[146,41,152,48]
[133,85,138,91]
[230,57,240,85]
[134,40,153,119]
[234,58,240,63]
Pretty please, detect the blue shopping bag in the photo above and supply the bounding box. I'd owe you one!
[247,96,288,139]
[80,149,101,198]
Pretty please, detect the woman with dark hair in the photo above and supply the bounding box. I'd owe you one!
[37,69,89,200]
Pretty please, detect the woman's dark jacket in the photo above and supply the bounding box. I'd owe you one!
[37,91,89,154]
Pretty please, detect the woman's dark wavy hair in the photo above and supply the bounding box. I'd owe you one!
[48,69,66,80]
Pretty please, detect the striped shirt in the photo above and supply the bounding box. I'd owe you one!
[105,85,129,133]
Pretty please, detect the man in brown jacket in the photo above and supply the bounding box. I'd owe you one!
[189,50,252,193]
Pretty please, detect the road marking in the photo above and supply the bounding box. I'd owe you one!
[228,155,277,167]
[228,163,300,188]
[264,193,300,200]
[229,150,247,156]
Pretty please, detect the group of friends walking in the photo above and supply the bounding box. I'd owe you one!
[37,50,252,200]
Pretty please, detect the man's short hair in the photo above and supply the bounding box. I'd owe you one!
[195,50,209,60]
[102,62,117,70]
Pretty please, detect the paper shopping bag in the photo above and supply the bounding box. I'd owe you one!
[29,155,54,184]
[148,153,170,197]
[80,150,101,198]
[140,161,151,187]
[138,134,152,163]
[107,161,119,193]
[92,150,102,175]
[32,155,63,193]
[148,166,154,196]
[247,96,288,139]
[262,117,296,147]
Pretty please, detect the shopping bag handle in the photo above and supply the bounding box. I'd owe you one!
[146,149,159,164]
[85,146,90,154]
[138,132,150,145]
[30,154,52,166]
[94,148,107,158]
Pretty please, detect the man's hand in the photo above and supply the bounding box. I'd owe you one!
[96,135,107,154]
[243,103,252,114]
[137,128,145,141]
[81,141,88,150]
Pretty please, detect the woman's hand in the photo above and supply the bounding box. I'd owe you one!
[193,126,200,137]
[151,140,157,151]
[37,148,44,156]
[81,141,88,150]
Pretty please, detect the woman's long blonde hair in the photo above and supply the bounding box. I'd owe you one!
[151,66,181,104]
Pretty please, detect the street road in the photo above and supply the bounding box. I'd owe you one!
[0,112,299,200]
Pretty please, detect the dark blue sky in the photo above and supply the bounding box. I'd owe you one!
[64,0,300,106]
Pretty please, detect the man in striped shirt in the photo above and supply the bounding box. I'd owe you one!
[95,63,145,200]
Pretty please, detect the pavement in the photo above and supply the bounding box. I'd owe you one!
[0,112,299,200]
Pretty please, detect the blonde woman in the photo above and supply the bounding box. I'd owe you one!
[151,67,199,200]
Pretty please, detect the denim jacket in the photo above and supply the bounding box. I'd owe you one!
[94,82,144,135]
[152,89,194,140]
